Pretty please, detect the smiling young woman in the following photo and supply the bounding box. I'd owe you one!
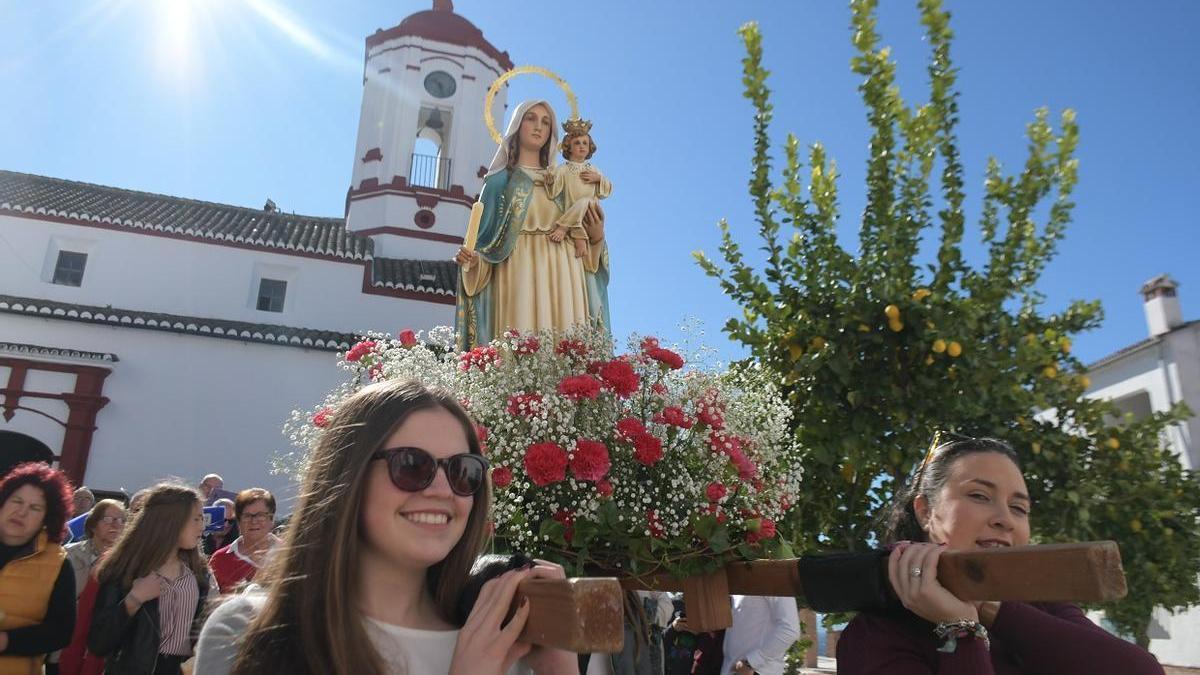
[835,437,1165,675]
[193,379,576,675]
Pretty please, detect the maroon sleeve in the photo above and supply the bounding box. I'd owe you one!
[837,612,994,675]
[989,603,1164,675]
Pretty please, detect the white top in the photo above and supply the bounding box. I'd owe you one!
[720,595,801,675]
[194,589,531,675]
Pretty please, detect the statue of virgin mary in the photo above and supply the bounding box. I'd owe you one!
[454,100,595,350]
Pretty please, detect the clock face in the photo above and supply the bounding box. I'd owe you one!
[424,71,456,99]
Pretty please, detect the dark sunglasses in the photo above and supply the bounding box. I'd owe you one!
[371,447,489,497]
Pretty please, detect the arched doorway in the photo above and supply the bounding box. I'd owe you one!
[0,430,55,478]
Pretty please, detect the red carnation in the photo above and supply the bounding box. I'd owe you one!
[311,407,333,428]
[747,517,777,543]
[596,479,614,497]
[651,382,668,397]
[728,447,758,480]
[524,442,568,486]
[598,360,640,398]
[474,424,490,453]
[492,466,513,488]
[570,439,611,481]
[646,346,684,370]
[552,509,576,543]
[556,339,588,358]
[654,406,693,429]
[696,389,726,429]
[506,392,544,417]
[515,336,541,355]
[346,340,377,362]
[398,329,417,348]
[616,417,646,441]
[459,345,500,371]
[706,481,727,503]
[632,433,664,466]
[646,510,665,539]
[558,374,602,401]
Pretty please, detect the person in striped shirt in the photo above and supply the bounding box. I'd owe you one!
[88,484,212,675]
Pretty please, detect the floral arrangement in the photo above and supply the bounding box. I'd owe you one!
[283,324,803,578]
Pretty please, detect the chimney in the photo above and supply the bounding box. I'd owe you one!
[1140,274,1183,337]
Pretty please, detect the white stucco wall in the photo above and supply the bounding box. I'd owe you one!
[0,213,454,336]
[0,312,352,511]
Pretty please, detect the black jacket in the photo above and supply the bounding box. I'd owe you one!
[88,572,210,675]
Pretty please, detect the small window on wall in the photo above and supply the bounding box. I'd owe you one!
[51,251,88,286]
[256,278,287,312]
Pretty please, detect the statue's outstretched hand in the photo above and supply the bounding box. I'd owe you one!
[455,247,478,268]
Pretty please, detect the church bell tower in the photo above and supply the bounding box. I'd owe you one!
[345,0,512,260]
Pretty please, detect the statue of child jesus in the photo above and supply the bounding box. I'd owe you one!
[544,118,612,258]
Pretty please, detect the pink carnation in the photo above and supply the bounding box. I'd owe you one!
[515,336,541,355]
[556,339,589,358]
[311,407,333,428]
[523,442,568,487]
[570,439,611,482]
[558,374,602,401]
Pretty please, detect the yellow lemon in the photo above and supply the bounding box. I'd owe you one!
[1059,337,1072,353]
[947,341,963,358]
[1043,365,1057,379]
[788,344,804,362]
[1105,438,1120,450]
[912,288,931,301]
[810,336,827,350]
[888,320,904,332]
[924,355,934,366]
[1078,375,1091,389]
[1129,519,1143,533]
[857,323,871,332]
[884,304,901,320]
[932,339,947,353]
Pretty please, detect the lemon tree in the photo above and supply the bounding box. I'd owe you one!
[696,0,1200,645]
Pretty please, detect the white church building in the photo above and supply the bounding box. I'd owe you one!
[0,0,511,501]
[1083,274,1200,669]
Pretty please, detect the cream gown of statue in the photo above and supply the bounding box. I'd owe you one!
[462,165,591,335]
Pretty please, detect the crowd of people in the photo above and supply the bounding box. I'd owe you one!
[0,378,1169,674]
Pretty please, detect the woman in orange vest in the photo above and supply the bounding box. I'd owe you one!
[0,462,76,674]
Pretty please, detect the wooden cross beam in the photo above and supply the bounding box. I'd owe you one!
[617,541,1126,632]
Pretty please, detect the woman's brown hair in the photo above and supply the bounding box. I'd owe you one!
[96,483,206,588]
[233,379,491,675]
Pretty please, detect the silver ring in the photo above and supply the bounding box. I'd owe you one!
[910,566,923,578]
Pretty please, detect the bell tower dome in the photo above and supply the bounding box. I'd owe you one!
[345,0,512,260]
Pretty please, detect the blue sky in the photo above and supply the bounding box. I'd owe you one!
[2,0,1197,366]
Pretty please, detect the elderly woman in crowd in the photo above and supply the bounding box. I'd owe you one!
[64,499,126,597]
[208,488,280,593]
[0,462,76,673]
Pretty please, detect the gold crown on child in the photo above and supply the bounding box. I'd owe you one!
[561,118,593,138]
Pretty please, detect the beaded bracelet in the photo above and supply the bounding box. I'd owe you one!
[934,619,990,654]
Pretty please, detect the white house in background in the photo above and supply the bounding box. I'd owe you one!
[1083,274,1200,669]
[0,1,512,504]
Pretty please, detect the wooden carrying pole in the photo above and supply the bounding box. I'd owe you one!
[618,541,1127,632]
[515,577,625,653]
